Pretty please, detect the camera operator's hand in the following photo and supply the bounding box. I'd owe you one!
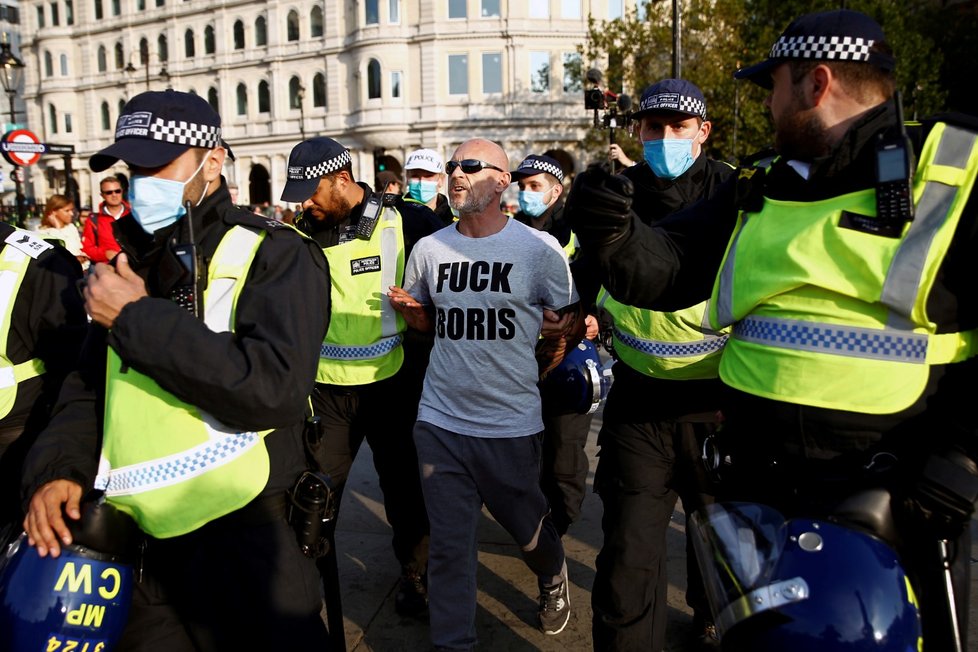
[903,447,978,539]
[565,163,635,251]
[608,144,635,168]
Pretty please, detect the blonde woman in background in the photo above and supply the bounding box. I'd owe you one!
[37,194,87,268]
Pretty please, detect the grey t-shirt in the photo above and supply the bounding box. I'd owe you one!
[403,218,578,438]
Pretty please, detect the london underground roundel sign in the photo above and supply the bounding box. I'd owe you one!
[1,130,46,166]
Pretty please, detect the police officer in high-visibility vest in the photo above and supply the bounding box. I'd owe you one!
[282,137,443,618]
[21,90,332,650]
[0,223,85,537]
[573,79,734,652]
[567,11,978,651]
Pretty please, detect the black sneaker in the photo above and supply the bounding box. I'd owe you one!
[395,570,428,618]
[537,563,570,635]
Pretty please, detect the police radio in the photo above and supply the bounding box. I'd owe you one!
[169,201,201,316]
[874,91,914,229]
[354,192,384,240]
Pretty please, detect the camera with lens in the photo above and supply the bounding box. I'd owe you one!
[585,87,607,111]
[287,470,337,558]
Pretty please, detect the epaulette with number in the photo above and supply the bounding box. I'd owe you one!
[226,207,295,235]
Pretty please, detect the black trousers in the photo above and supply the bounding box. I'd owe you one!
[591,367,717,652]
[118,514,329,651]
[313,365,429,574]
[540,409,593,537]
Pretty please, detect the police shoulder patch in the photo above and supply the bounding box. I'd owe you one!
[4,230,54,259]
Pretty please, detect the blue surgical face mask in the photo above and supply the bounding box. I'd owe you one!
[517,190,551,217]
[643,138,695,180]
[128,151,212,234]
[407,179,438,204]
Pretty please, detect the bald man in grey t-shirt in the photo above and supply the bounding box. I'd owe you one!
[389,138,580,650]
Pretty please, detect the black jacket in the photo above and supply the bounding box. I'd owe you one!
[22,179,331,506]
[590,103,978,458]
[515,194,573,249]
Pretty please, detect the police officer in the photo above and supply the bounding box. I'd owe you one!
[21,90,331,650]
[282,137,443,617]
[403,147,454,226]
[0,224,85,537]
[568,11,978,651]
[573,79,734,652]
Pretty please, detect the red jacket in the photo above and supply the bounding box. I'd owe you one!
[81,201,130,264]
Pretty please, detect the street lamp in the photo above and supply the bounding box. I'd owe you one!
[0,33,25,227]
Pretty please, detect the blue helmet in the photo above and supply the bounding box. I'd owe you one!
[540,339,612,414]
[0,502,136,652]
[689,502,922,652]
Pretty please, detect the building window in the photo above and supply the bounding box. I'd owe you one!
[111,0,120,16]
[391,71,401,98]
[289,76,302,108]
[563,52,581,92]
[233,20,244,49]
[101,101,111,130]
[207,87,219,111]
[66,0,74,24]
[367,59,381,99]
[389,0,399,23]
[529,51,549,93]
[287,10,299,41]
[313,72,326,107]
[158,34,168,62]
[36,5,45,28]
[258,80,270,113]
[310,6,323,36]
[482,52,502,94]
[137,0,145,9]
[118,98,125,114]
[65,113,73,133]
[204,25,215,54]
[139,37,148,64]
[637,1,647,20]
[50,2,59,25]
[448,54,467,95]
[365,0,378,24]
[529,0,548,18]
[255,16,267,46]
[448,0,465,19]
[236,83,247,115]
[60,53,68,76]
[609,0,623,19]
[44,51,53,77]
[184,29,195,57]
[48,104,57,133]
[94,0,102,19]
[561,0,580,19]
[97,45,107,72]
[115,42,124,69]
[156,0,164,7]
[481,0,499,17]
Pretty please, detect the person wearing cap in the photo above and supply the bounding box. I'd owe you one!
[283,136,443,619]
[80,176,131,265]
[376,170,403,195]
[403,147,454,226]
[572,78,734,652]
[20,89,332,649]
[567,10,978,650]
[387,137,584,647]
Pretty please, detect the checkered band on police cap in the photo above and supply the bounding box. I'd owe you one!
[290,148,352,180]
[142,117,222,149]
[769,34,874,62]
[512,155,564,183]
[632,79,707,121]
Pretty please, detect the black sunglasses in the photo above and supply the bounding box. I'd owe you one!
[101,189,122,195]
[446,159,505,175]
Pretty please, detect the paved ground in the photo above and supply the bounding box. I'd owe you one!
[333,406,978,652]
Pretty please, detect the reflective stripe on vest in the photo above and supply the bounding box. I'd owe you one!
[598,287,728,380]
[711,123,978,413]
[97,225,271,538]
[0,241,45,418]
[318,205,406,385]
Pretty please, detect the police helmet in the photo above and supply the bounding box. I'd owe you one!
[689,502,922,652]
[539,339,612,414]
[0,501,136,652]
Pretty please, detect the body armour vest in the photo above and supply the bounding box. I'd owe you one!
[318,204,406,386]
[97,225,270,538]
[710,122,978,414]
[598,289,728,380]
[0,230,50,419]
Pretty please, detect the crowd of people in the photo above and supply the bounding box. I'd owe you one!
[0,8,975,652]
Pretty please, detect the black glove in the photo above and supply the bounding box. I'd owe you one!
[564,163,635,250]
[906,447,978,539]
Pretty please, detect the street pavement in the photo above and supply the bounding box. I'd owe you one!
[333,406,978,651]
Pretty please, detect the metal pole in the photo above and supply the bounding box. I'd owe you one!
[7,92,23,227]
[672,0,682,79]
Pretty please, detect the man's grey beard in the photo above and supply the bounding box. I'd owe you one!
[450,189,496,217]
